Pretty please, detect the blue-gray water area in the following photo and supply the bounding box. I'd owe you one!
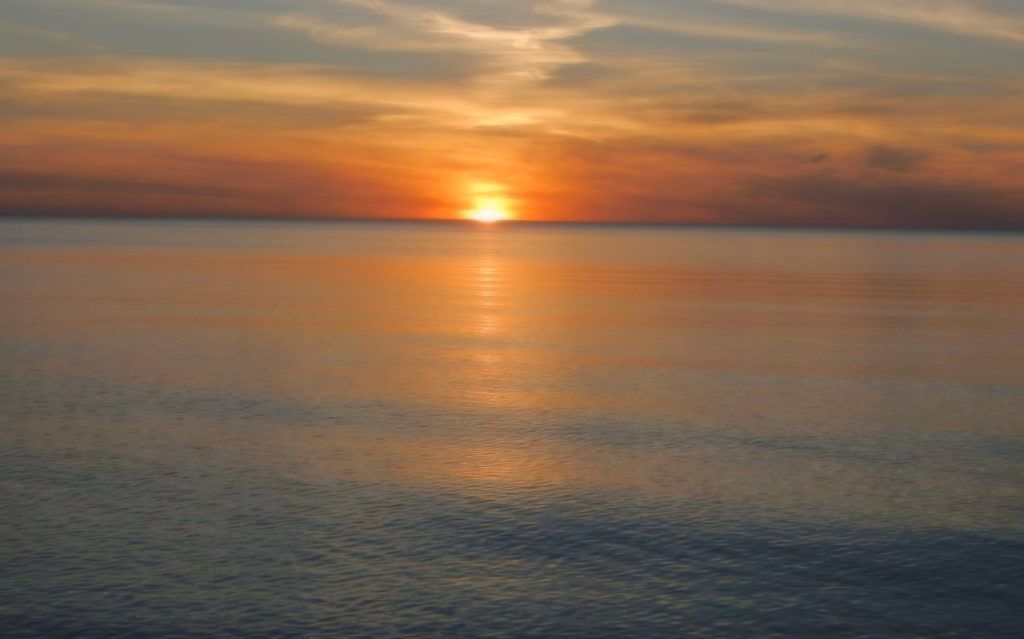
[2,219,1022,637]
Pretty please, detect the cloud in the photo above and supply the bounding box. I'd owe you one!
[0,56,490,128]
[713,0,1024,44]
[865,145,928,172]
[274,0,614,87]
[0,89,404,132]
[0,19,102,54]
[0,169,236,197]
[0,148,449,220]
[541,62,617,87]
[738,173,1024,229]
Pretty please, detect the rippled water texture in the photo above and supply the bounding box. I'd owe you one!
[2,219,1022,637]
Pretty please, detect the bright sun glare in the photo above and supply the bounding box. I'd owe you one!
[464,182,512,223]
[469,208,507,223]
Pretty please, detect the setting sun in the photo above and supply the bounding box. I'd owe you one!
[469,208,507,223]
[463,181,513,223]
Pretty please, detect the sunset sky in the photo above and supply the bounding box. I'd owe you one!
[2,0,1022,228]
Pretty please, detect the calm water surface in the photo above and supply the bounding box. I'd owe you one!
[1,219,1022,637]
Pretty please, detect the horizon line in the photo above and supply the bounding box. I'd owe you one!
[1,212,1021,235]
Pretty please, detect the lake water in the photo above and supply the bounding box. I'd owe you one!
[1,219,1022,638]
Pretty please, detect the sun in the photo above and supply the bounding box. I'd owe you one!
[469,208,507,223]
[463,187,512,223]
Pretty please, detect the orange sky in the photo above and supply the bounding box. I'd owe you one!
[1,0,1023,228]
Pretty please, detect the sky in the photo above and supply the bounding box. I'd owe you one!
[1,0,1023,228]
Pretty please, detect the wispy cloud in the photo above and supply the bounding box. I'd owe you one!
[0,20,103,52]
[714,0,1024,44]
[275,0,615,89]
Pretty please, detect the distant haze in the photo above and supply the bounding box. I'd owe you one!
[1,0,1022,229]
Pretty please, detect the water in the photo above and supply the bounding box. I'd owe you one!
[1,218,1022,638]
